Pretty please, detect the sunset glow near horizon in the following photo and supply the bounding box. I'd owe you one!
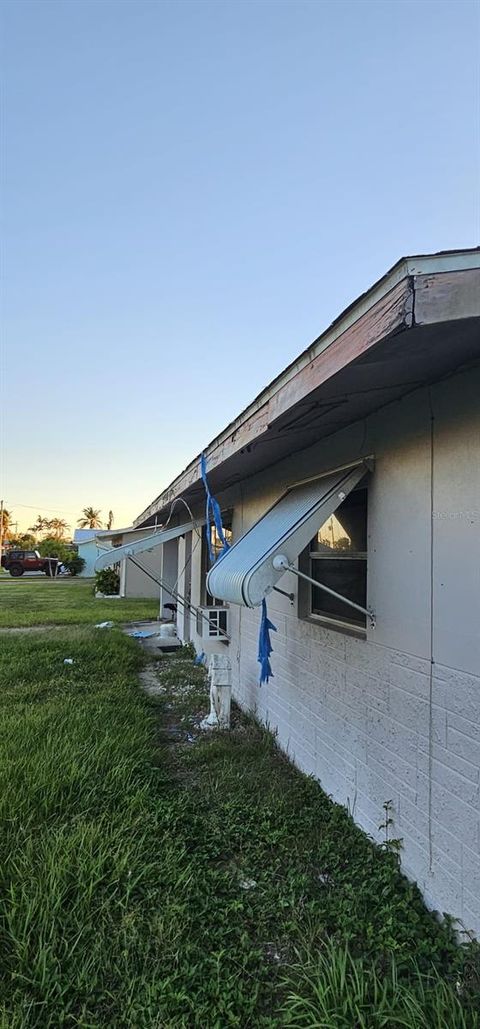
[3,0,478,534]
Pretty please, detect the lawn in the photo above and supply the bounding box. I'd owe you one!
[0,576,159,627]
[0,582,478,1027]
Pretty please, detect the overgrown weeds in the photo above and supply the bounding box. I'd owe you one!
[0,619,478,1027]
[281,940,479,1028]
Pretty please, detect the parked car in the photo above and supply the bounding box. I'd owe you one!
[0,549,61,577]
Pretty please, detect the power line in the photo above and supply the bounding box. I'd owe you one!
[9,503,97,515]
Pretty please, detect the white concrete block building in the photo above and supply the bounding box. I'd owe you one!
[115,250,480,933]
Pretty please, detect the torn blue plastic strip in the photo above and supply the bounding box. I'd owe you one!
[257,598,277,685]
[200,453,230,564]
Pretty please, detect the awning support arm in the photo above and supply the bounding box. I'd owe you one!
[272,585,295,604]
[126,555,231,641]
[272,555,375,628]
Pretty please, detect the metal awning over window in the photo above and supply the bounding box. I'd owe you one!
[94,520,200,572]
[207,462,369,608]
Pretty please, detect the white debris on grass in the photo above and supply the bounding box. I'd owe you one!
[168,682,199,698]
[95,621,115,630]
[239,878,257,891]
[264,944,282,963]
[63,658,74,665]
[317,872,335,887]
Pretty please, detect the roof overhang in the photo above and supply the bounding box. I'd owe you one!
[134,250,480,527]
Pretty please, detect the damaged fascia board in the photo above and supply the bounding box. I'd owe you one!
[134,249,480,527]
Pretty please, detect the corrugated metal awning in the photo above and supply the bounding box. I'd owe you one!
[94,520,200,572]
[206,462,369,607]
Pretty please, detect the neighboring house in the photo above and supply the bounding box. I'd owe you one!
[73,529,111,577]
[108,249,480,934]
[99,526,164,600]
[76,526,164,595]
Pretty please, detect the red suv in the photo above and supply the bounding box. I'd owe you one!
[1,550,61,577]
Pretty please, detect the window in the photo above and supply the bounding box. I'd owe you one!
[300,486,368,631]
[201,515,233,606]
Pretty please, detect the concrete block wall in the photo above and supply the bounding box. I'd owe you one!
[230,601,480,934]
[184,366,480,934]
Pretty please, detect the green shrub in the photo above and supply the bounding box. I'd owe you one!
[38,538,72,563]
[94,568,120,595]
[64,556,85,577]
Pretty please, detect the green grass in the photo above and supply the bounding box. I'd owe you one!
[281,941,477,1028]
[0,583,478,1026]
[0,577,158,627]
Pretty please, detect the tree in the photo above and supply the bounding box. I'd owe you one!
[334,537,352,551]
[28,515,50,537]
[8,533,37,550]
[38,538,71,562]
[78,507,103,529]
[48,518,70,540]
[107,510,114,530]
[1,508,12,540]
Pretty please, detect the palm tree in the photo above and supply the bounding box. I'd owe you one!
[1,508,12,540]
[48,518,70,540]
[0,506,12,547]
[78,507,103,529]
[107,510,114,530]
[28,515,50,537]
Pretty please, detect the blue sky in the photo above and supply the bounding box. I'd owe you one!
[2,0,478,533]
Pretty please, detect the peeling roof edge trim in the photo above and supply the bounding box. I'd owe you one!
[134,249,480,526]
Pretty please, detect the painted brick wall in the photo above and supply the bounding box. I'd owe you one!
[230,604,480,935]
[186,366,480,934]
